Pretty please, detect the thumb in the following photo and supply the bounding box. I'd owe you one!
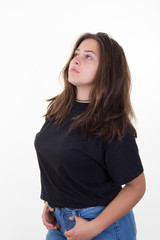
[64,228,74,237]
[48,206,54,212]
[69,216,74,221]
[75,215,81,222]
[69,215,80,221]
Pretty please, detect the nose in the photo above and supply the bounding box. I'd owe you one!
[73,56,81,66]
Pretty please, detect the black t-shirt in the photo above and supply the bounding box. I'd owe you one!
[34,101,143,208]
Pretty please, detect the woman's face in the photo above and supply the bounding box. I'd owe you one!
[68,39,100,88]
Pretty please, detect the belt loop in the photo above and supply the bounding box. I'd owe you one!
[71,210,79,220]
[75,210,79,217]
[72,210,76,220]
[74,210,80,219]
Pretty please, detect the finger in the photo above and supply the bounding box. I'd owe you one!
[75,215,80,222]
[46,203,54,211]
[44,220,60,229]
[48,206,55,212]
[43,220,57,228]
[43,222,55,228]
[46,226,57,230]
[45,224,59,230]
[55,223,60,228]
[64,229,73,237]
[46,224,60,230]
[69,215,80,221]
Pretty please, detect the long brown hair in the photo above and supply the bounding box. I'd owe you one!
[44,32,137,141]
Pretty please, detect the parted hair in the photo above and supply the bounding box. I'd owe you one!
[44,32,137,141]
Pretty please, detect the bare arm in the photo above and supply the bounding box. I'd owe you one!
[90,172,146,237]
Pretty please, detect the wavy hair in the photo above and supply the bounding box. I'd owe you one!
[44,32,137,141]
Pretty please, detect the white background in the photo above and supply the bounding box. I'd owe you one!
[0,0,160,239]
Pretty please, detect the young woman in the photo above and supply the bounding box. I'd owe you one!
[34,32,146,240]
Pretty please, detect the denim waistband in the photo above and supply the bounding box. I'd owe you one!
[49,205,105,211]
[52,205,106,220]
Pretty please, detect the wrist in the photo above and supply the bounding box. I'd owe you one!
[88,218,103,238]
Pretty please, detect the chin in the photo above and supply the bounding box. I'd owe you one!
[68,78,78,86]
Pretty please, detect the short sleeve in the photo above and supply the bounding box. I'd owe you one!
[104,128,144,185]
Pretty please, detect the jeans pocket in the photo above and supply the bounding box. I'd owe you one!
[79,206,106,220]
[63,213,76,230]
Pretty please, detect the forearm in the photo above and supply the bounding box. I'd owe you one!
[90,174,145,236]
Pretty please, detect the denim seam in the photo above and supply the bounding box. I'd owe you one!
[64,213,72,230]
[58,212,66,231]
[113,222,120,240]
[128,213,137,236]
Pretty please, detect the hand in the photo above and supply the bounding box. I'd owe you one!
[64,215,96,240]
[41,202,60,230]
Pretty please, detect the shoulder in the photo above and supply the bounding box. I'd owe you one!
[102,126,140,162]
[103,126,136,148]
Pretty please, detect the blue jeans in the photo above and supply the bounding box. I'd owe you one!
[46,206,137,240]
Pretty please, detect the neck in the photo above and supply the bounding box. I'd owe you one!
[76,99,90,103]
[76,86,91,102]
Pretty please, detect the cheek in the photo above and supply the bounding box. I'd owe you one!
[68,61,72,72]
[68,62,73,77]
[85,66,98,80]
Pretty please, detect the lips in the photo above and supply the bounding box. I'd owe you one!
[71,67,79,73]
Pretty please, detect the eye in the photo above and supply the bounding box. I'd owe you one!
[73,52,78,58]
[86,55,92,60]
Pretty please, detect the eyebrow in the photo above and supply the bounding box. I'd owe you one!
[75,49,97,56]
